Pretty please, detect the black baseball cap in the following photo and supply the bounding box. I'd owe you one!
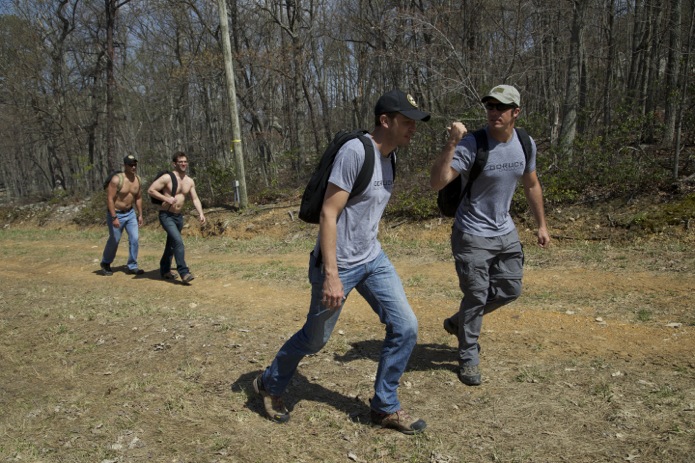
[374,89,431,122]
[123,155,138,165]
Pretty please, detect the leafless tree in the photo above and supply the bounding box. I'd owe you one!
[0,0,693,201]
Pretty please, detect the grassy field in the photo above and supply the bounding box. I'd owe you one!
[1,216,694,463]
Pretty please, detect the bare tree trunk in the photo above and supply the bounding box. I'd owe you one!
[103,0,134,173]
[627,0,657,125]
[602,0,616,137]
[559,0,587,162]
[644,1,663,143]
[673,0,695,179]
[627,0,646,105]
[536,1,561,149]
[663,0,682,147]
[262,0,305,178]
[87,60,104,189]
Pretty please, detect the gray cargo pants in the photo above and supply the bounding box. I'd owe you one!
[449,228,524,366]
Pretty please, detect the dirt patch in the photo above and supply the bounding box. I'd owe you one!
[0,203,694,462]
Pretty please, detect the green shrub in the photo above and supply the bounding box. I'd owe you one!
[73,193,107,226]
[194,160,236,207]
[386,183,439,220]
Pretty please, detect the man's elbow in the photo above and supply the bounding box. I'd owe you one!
[429,176,437,190]
[430,179,444,191]
[319,210,335,224]
[430,174,451,191]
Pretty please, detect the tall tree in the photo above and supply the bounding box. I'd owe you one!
[601,0,617,137]
[672,0,695,179]
[104,0,134,171]
[663,0,682,147]
[1,0,694,200]
[558,0,588,161]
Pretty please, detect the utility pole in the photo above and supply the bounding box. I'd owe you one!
[217,0,248,208]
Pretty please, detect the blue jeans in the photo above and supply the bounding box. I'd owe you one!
[158,211,189,276]
[261,250,418,414]
[450,229,524,366]
[101,208,139,270]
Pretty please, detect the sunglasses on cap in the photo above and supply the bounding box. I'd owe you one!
[485,103,517,112]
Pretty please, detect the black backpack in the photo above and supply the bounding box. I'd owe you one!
[149,171,178,205]
[437,127,532,217]
[299,129,395,224]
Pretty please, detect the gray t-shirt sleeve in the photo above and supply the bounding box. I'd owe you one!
[526,138,537,173]
[328,139,363,194]
[450,133,478,185]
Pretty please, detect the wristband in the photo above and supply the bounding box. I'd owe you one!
[111,216,117,220]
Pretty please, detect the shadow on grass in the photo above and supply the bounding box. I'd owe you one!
[231,370,373,425]
[92,265,193,285]
[231,340,456,424]
[334,339,456,372]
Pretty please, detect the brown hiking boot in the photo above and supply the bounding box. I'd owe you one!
[370,409,426,435]
[252,374,289,423]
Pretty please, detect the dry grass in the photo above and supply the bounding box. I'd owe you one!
[1,211,694,463]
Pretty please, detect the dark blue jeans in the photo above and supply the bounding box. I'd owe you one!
[158,211,189,276]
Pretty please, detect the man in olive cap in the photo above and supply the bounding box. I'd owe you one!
[253,89,429,434]
[430,84,550,386]
[100,154,144,276]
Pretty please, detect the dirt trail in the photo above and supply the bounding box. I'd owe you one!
[1,218,694,462]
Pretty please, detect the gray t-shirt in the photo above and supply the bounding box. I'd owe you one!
[313,137,394,268]
[450,128,537,237]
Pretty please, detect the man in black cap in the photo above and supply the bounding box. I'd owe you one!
[253,89,430,434]
[100,154,144,276]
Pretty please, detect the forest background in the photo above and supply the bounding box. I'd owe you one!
[0,0,693,215]
[1,2,695,462]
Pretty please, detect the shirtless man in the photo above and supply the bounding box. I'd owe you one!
[101,154,144,276]
[147,151,206,283]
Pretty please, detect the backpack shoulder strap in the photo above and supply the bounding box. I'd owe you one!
[350,133,375,198]
[472,128,489,172]
[168,172,178,196]
[115,172,143,194]
[462,129,489,197]
[514,127,533,168]
[116,173,125,193]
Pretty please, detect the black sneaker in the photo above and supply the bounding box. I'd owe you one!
[252,374,290,423]
[127,268,145,275]
[458,364,481,386]
[100,262,113,276]
[162,271,178,280]
[370,409,426,435]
